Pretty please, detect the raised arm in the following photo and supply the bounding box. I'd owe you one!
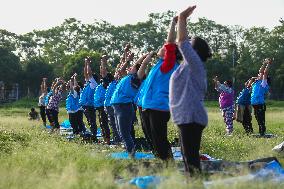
[137,52,155,79]
[258,61,267,79]
[42,78,47,93]
[56,79,66,93]
[84,59,88,81]
[100,55,108,78]
[177,6,196,43]
[213,76,220,90]
[246,77,257,88]
[166,16,178,44]
[72,73,78,87]
[118,52,134,75]
[161,16,179,73]
[68,76,74,93]
[51,78,59,91]
[263,58,272,80]
[84,57,93,80]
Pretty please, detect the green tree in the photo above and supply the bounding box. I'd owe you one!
[0,47,22,85]
[22,57,54,96]
[63,50,101,82]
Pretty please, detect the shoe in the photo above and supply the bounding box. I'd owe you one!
[225,131,233,136]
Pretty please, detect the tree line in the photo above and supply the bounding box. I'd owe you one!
[0,11,283,99]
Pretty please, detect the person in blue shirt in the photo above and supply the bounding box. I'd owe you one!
[66,73,85,135]
[110,52,154,157]
[104,75,121,144]
[79,57,98,141]
[94,55,112,144]
[139,16,183,161]
[134,79,153,151]
[236,79,253,134]
[250,58,272,136]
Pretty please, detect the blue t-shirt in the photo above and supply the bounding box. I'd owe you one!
[44,91,53,106]
[110,74,140,105]
[94,84,106,108]
[66,91,80,113]
[236,88,251,105]
[251,80,269,105]
[134,80,145,107]
[141,58,179,111]
[104,81,117,107]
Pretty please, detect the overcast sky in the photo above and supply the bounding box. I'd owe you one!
[1,0,283,34]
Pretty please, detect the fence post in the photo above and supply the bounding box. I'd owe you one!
[16,83,19,100]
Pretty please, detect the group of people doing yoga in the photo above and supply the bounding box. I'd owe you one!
[36,5,272,176]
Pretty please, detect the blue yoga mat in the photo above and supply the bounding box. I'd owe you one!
[129,175,162,189]
[111,152,155,160]
[60,119,71,128]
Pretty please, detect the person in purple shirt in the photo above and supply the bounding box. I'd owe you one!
[169,5,212,176]
[46,78,65,132]
[213,76,234,135]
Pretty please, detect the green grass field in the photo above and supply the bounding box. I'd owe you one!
[0,99,283,189]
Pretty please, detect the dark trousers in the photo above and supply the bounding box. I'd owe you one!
[69,110,86,134]
[253,104,266,135]
[113,103,135,153]
[142,109,173,160]
[242,105,253,134]
[105,106,121,143]
[178,123,205,176]
[97,106,110,140]
[39,105,46,125]
[138,107,153,151]
[46,109,60,129]
[82,106,97,138]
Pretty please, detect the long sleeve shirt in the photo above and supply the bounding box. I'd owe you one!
[169,39,208,126]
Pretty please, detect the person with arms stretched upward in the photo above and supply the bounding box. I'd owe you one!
[169,5,212,176]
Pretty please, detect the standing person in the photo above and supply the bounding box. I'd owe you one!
[250,58,272,136]
[110,53,151,157]
[140,16,182,160]
[169,5,212,176]
[46,78,65,131]
[94,55,111,144]
[104,74,121,144]
[236,79,253,134]
[213,76,235,135]
[103,45,133,145]
[79,57,98,141]
[66,73,85,135]
[44,79,57,118]
[38,78,47,126]
[134,80,153,151]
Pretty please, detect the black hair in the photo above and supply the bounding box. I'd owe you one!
[92,73,99,83]
[225,80,233,88]
[267,76,271,86]
[77,81,83,89]
[135,64,141,72]
[175,44,183,62]
[74,85,80,94]
[192,37,212,62]
[106,73,114,82]
[31,107,35,111]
